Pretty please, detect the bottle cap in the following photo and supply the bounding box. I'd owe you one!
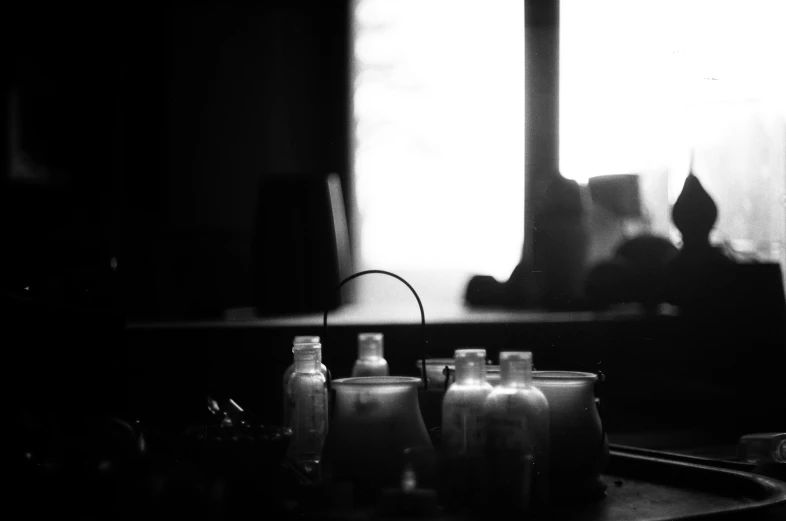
[454,348,487,383]
[455,348,486,361]
[500,351,532,363]
[499,351,533,384]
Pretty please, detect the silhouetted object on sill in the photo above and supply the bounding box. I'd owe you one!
[662,172,786,432]
[661,173,736,313]
[252,172,352,315]
[585,234,678,309]
[583,256,635,308]
[658,172,786,324]
[465,174,588,309]
[582,172,679,309]
[585,173,653,266]
[588,173,642,220]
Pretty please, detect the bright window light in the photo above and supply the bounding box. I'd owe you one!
[354,0,786,303]
[561,0,786,272]
[353,0,525,302]
[561,0,786,183]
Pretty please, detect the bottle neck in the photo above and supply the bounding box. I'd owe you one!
[293,345,321,374]
[500,358,532,387]
[293,337,321,362]
[295,358,320,374]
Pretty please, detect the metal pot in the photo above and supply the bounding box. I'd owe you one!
[417,361,608,499]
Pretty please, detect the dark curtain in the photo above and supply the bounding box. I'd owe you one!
[4,1,351,320]
[3,0,351,434]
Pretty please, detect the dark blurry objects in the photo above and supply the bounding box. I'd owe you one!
[661,173,785,431]
[671,173,719,245]
[588,174,642,219]
[657,172,784,324]
[6,291,126,416]
[3,183,120,312]
[8,292,128,512]
[142,396,294,520]
[585,173,653,266]
[585,234,678,309]
[584,172,786,316]
[529,170,589,309]
[662,174,737,312]
[8,2,353,322]
[738,433,786,481]
[252,172,352,315]
[466,174,588,309]
[15,414,143,520]
[584,257,635,308]
[15,396,298,520]
[179,422,293,518]
[123,230,235,321]
[4,30,122,313]
[465,274,516,308]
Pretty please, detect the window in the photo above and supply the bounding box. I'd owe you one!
[353,0,786,306]
[352,0,525,305]
[561,0,786,279]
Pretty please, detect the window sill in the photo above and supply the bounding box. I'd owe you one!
[126,302,679,330]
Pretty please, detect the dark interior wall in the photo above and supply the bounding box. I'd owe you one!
[132,1,352,319]
[4,0,352,429]
[155,2,351,318]
[4,1,351,320]
[3,3,126,311]
[165,2,351,231]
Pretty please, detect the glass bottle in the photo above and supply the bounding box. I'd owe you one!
[282,336,328,426]
[287,344,328,478]
[351,332,389,377]
[441,348,493,510]
[484,351,550,513]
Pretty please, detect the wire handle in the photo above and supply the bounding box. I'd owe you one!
[322,269,429,390]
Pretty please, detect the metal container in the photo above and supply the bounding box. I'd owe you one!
[418,360,609,499]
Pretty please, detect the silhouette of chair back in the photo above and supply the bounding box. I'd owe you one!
[252,172,352,314]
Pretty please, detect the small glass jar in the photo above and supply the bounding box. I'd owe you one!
[286,344,328,478]
[282,336,328,427]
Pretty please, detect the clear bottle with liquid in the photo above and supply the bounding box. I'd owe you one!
[351,332,389,377]
[484,351,550,513]
[282,336,328,427]
[287,344,328,478]
[441,348,494,510]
